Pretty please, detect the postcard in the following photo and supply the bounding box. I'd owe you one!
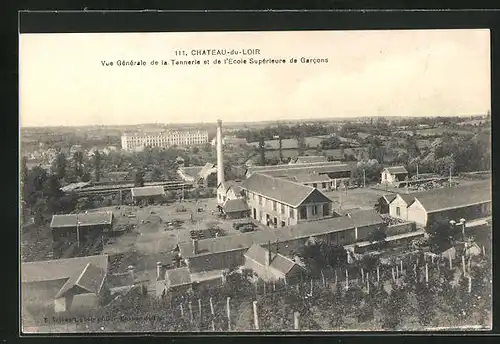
[19,27,492,333]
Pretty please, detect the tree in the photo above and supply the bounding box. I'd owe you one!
[52,152,68,181]
[72,151,84,180]
[320,136,341,150]
[367,227,387,250]
[93,150,101,182]
[381,283,406,329]
[133,169,145,187]
[414,281,436,326]
[151,166,163,181]
[426,216,460,253]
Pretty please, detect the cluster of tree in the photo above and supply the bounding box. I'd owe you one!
[351,159,383,185]
[21,158,77,225]
[319,136,342,150]
[299,238,348,275]
[396,115,486,129]
[234,123,337,143]
[425,216,463,254]
[340,119,392,138]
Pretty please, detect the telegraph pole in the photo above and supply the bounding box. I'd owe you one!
[76,215,80,248]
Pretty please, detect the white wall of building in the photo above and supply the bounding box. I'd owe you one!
[389,195,410,221]
[121,130,209,151]
[406,199,428,228]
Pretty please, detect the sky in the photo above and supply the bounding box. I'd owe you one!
[19,29,491,127]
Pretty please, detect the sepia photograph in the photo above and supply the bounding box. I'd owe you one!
[19,28,492,333]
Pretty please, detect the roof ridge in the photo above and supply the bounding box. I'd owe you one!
[21,254,108,266]
[74,262,92,286]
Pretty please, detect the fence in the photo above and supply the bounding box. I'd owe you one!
[149,246,489,331]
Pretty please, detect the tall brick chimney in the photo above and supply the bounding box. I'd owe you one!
[216,120,225,191]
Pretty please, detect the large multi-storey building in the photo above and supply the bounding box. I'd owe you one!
[241,172,334,227]
[121,130,209,151]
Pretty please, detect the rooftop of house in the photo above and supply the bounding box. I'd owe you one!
[50,212,113,229]
[246,161,351,176]
[384,166,409,175]
[54,262,107,298]
[21,254,109,284]
[219,180,243,194]
[165,267,192,288]
[290,156,328,165]
[180,210,383,259]
[180,166,204,178]
[198,163,217,179]
[244,244,298,275]
[289,173,333,184]
[223,198,249,213]
[131,186,166,197]
[410,181,491,213]
[382,194,397,204]
[241,173,331,208]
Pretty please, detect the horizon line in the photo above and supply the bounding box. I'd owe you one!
[20,112,489,129]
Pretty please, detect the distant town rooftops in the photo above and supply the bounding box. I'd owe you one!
[131,186,166,198]
[21,254,109,283]
[50,212,113,229]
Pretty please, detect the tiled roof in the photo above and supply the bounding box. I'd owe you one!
[50,212,113,228]
[291,156,328,164]
[220,180,243,194]
[412,181,491,213]
[199,163,216,179]
[248,163,351,177]
[54,262,107,298]
[131,186,165,197]
[21,255,109,283]
[244,244,297,274]
[246,162,351,175]
[347,209,385,228]
[180,166,204,178]
[223,198,248,213]
[291,173,333,183]
[165,267,192,288]
[395,193,417,205]
[384,166,408,175]
[382,194,397,203]
[180,214,366,259]
[241,173,318,207]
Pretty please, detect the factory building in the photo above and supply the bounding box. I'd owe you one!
[178,209,385,273]
[241,173,334,227]
[387,181,491,228]
[21,255,109,315]
[50,212,113,243]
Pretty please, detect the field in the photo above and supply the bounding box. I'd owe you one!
[416,128,474,137]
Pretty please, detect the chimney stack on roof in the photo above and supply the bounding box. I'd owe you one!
[267,241,272,267]
[216,120,225,200]
[192,239,199,255]
[156,261,163,281]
